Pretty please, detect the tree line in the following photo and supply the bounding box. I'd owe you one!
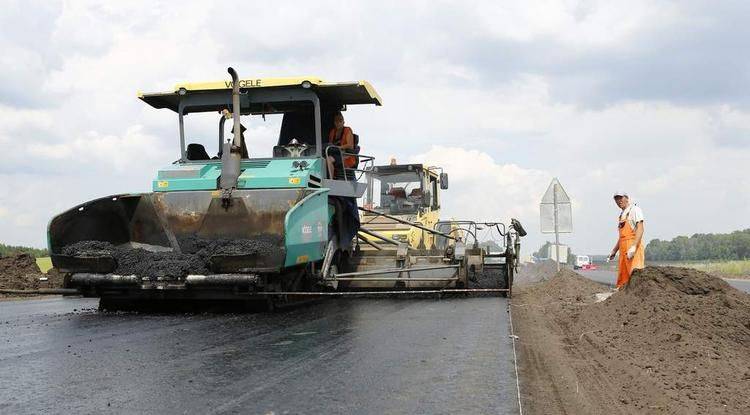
[645,229,750,261]
[0,243,48,258]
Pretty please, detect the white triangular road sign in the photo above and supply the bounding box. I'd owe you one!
[541,178,570,204]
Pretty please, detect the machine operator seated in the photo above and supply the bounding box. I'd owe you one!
[407,188,424,207]
[326,111,357,179]
[382,186,416,213]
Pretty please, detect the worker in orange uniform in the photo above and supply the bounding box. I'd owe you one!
[326,111,356,179]
[608,191,645,288]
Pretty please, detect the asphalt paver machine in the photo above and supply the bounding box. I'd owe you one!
[47,68,525,309]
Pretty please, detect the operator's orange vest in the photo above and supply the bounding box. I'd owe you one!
[328,127,356,168]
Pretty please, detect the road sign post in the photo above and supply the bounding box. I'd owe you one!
[554,183,560,271]
[540,178,572,271]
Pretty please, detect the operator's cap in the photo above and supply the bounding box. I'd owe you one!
[613,190,628,197]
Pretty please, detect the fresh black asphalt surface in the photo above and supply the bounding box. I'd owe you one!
[0,296,519,414]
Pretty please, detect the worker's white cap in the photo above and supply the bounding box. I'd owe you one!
[613,190,629,197]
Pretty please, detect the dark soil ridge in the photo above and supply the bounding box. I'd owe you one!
[0,253,43,290]
[514,266,750,414]
[568,266,750,413]
[515,260,560,285]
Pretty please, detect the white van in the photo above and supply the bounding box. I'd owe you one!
[573,255,590,270]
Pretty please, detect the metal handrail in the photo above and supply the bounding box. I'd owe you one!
[434,220,518,249]
[324,145,375,181]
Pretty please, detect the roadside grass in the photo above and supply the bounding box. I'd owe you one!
[36,257,53,273]
[651,259,750,278]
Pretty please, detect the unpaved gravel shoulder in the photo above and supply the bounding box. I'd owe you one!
[512,266,750,415]
[512,269,623,414]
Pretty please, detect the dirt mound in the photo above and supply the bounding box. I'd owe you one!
[515,260,569,285]
[568,266,750,413]
[514,266,750,414]
[626,265,730,297]
[42,268,67,288]
[0,253,42,290]
[521,267,606,301]
[62,236,282,278]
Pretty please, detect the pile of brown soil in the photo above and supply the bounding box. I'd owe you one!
[515,259,560,285]
[513,266,750,414]
[571,266,750,412]
[0,253,43,290]
[518,267,605,299]
[40,268,67,289]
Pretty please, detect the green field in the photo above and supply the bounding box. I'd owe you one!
[36,257,53,273]
[652,260,750,278]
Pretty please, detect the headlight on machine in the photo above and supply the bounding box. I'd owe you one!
[392,234,408,242]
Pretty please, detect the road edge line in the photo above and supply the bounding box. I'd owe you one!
[508,303,523,415]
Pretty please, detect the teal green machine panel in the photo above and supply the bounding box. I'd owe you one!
[152,158,323,192]
[283,189,330,267]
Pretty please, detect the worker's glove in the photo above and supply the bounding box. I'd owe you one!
[626,245,636,260]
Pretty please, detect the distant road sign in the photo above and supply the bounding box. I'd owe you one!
[540,178,572,272]
[540,178,572,234]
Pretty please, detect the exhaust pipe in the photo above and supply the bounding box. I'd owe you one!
[220,67,243,207]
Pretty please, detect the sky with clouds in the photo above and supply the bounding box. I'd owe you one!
[1,0,748,256]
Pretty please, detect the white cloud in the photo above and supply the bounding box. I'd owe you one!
[474,0,677,47]
[27,125,169,171]
[0,0,749,254]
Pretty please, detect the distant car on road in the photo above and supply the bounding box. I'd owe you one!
[574,255,591,270]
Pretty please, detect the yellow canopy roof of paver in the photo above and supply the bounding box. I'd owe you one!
[138,76,382,112]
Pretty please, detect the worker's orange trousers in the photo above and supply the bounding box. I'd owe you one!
[617,219,645,288]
